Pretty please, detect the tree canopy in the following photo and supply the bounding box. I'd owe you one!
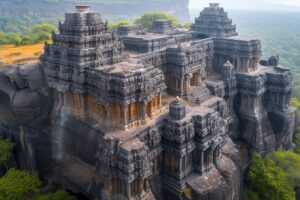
[246,152,300,200]
[34,190,77,200]
[0,168,77,200]
[0,23,56,46]
[135,12,180,30]
[0,168,40,200]
[0,139,15,167]
[108,20,130,31]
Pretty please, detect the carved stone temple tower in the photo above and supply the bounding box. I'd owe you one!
[191,3,238,38]
[0,4,295,200]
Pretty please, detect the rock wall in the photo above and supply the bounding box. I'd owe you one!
[0,4,296,200]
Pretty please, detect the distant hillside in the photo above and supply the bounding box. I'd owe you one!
[0,0,190,32]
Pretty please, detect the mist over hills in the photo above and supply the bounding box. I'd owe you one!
[0,0,190,21]
[190,0,300,12]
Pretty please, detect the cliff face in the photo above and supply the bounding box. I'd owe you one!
[0,64,52,174]
[0,4,296,200]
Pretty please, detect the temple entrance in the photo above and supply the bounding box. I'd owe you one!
[191,72,199,86]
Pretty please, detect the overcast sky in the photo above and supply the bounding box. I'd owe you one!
[189,0,300,11]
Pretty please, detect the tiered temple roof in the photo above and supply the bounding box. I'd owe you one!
[36,4,295,200]
[42,5,125,72]
[191,3,238,38]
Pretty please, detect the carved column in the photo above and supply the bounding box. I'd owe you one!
[142,101,147,124]
[150,101,154,117]
[128,104,132,123]
[181,77,184,95]
[197,71,202,86]
[200,151,204,172]
[158,93,162,108]
[139,178,144,194]
[120,104,127,125]
[125,183,131,198]
[105,104,112,124]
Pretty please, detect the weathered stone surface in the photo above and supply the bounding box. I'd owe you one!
[191,3,238,38]
[0,3,296,200]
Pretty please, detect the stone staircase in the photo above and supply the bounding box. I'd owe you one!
[188,85,211,103]
[140,190,156,200]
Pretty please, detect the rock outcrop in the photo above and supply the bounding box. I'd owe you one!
[0,3,295,200]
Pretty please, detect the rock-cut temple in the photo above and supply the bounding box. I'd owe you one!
[0,3,296,200]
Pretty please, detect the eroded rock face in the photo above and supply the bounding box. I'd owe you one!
[0,4,296,200]
[0,64,52,173]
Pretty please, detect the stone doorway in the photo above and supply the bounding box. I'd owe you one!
[191,72,199,86]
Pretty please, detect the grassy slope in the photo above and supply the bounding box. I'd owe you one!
[0,44,44,65]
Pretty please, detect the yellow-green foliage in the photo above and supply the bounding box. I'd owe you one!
[183,186,192,199]
[0,139,14,167]
[0,23,56,46]
[34,190,77,200]
[247,153,295,200]
[268,151,300,188]
[183,22,192,28]
[108,20,130,31]
[135,12,180,30]
[291,98,300,108]
[0,168,41,200]
[0,168,77,200]
[296,134,300,154]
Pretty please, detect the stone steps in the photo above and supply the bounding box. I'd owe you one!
[188,85,211,103]
[140,190,156,200]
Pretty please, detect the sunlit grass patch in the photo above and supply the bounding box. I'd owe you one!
[0,43,44,65]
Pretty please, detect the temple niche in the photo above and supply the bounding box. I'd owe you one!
[0,3,295,200]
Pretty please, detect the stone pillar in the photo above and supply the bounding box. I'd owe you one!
[144,179,150,191]
[197,71,202,85]
[106,104,112,123]
[200,151,204,171]
[128,104,132,123]
[209,148,213,165]
[121,104,127,125]
[149,101,154,117]
[142,101,147,124]
[125,183,131,198]
[139,178,144,194]
[180,78,184,95]
[158,93,162,108]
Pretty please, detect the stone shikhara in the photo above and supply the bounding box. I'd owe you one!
[0,4,296,200]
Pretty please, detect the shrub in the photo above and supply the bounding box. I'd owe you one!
[135,12,180,30]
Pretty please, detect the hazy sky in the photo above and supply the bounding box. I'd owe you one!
[189,0,300,11]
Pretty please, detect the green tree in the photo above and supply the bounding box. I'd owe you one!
[30,24,57,34]
[183,22,192,28]
[268,151,300,187]
[247,153,295,200]
[135,12,180,30]
[29,24,56,43]
[0,139,15,167]
[295,133,300,154]
[108,20,130,31]
[34,190,77,200]
[32,31,51,43]
[21,35,34,45]
[0,37,8,45]
[13,36,22,46]
[243,190,259,200]
[0,168,40,200]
